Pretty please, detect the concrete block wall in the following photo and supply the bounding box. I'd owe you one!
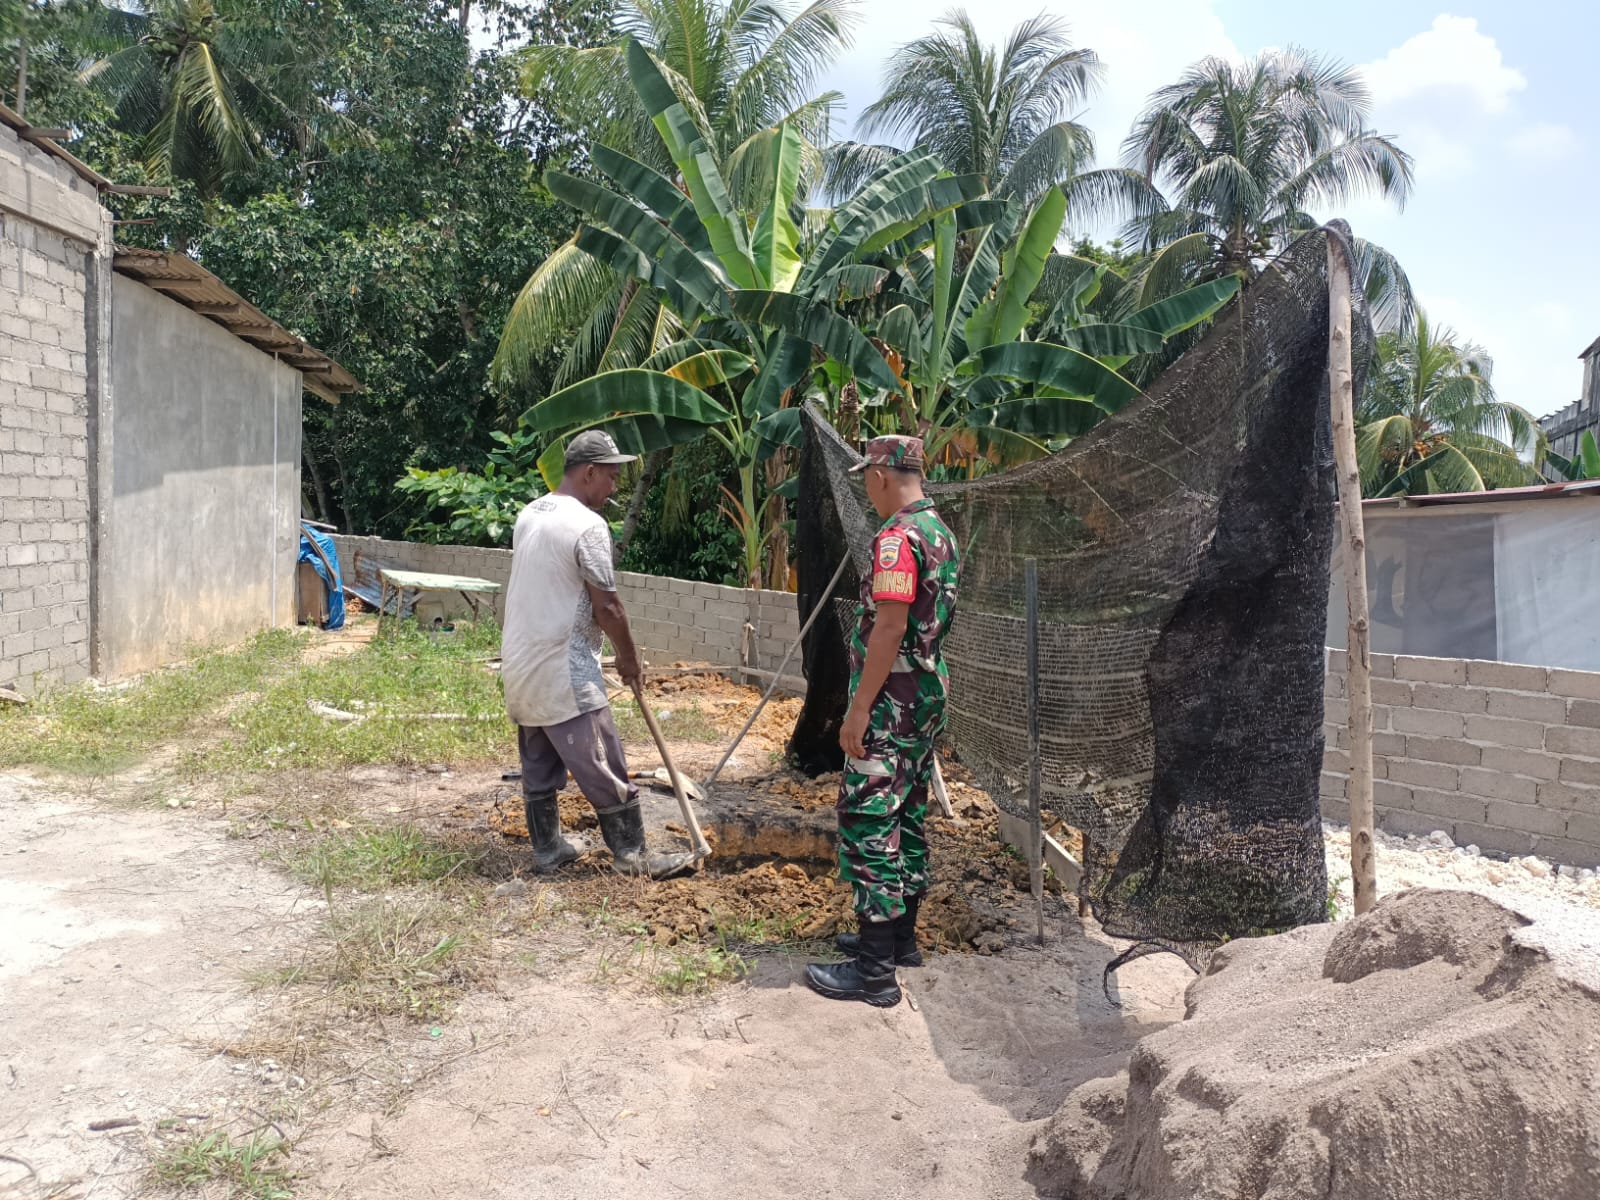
[0,124,104,694]
[329,535,804,688]
[1321,651,1600,867]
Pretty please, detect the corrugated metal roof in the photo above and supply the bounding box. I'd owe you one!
[113,245,359,401]
[1362,479,1600,510]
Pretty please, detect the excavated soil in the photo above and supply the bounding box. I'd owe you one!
[443,671,1066,961]
[463,761,1059,956]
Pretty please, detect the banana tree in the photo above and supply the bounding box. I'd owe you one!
[1548,430,1600,482]
[859,184,1241,467]
[523,40,981,585]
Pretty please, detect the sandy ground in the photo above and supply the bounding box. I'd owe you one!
[298,924,1185,1199]
[0,692,1190,1200]
[7,657,1598,1199]
[0,774,312,1199]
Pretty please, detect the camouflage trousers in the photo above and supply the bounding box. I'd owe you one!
[836,730,936,923]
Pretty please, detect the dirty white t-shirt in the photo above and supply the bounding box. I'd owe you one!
[501,493,617,728]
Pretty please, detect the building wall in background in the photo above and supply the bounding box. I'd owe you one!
[1322,650,1600,867]
[329,535,805,692]
[99,278,302,676]
[0,122,105,694]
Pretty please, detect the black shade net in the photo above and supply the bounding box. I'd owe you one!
[790,226,1373,958]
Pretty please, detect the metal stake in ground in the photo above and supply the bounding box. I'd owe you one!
[1025,557,1045,945]
[1327,228,1378,916]
[631,679,712,860]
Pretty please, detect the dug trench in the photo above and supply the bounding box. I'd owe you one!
[460,764,1046,954]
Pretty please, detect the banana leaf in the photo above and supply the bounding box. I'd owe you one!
[732,290,904,397]
[1125,275,1241,337]
[750,123,804,292]
[965,186,1066,351]
[968,342,1141,413]
[625,40,758,289]
[525,368,733,431]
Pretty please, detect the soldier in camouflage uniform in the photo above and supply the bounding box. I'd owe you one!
[807,434,959,1008]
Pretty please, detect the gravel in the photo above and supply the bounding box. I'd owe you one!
[1322,822,1600,920]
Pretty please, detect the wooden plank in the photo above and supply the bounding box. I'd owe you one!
[996,810,1083,896]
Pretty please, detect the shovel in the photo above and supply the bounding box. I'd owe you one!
[631,678,713,860]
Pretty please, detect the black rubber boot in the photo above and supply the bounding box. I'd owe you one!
[834,892,924,966]
[524,791,580,871]
[596,801,697,880]
[806,918,902,1007]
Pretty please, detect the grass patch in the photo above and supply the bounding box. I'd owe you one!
[282,825,477,895]
[271,894,490,1020]
[195,621,508,773]
[147,1128,294,1200]
[650,943,749,996]
[710,912,811,951]
[613,696,721,744]
[0,629,306,775]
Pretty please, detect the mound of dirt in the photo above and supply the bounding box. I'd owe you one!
[1027,888,1600,1200]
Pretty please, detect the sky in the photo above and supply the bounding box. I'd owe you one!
[813,1,1597,420]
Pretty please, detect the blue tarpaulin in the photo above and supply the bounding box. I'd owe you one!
[298,523,346,630]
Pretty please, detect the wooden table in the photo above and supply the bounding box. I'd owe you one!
[376,569,503,635]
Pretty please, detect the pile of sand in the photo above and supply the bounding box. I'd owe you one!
[1028,888,1600,1199]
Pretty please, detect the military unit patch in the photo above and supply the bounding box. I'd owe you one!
[877,534,905,569]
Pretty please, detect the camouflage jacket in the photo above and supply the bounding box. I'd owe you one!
[847,498,960,738]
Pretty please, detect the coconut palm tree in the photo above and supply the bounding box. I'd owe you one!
[497,0,857,393]
[78,0,340,205]
[827,10,1101,204]
[1357,311,1546,496]
[1080,48,1416,330]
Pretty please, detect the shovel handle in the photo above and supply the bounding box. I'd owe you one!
[631,680,712,858]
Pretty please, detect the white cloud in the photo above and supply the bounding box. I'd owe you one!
[1360,15,1526,113]
[1507,122,1580,164]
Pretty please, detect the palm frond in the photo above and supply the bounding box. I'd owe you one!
[493,240,618,390]
[995,120,1094,203]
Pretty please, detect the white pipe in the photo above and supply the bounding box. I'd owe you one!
[271,354,279,627]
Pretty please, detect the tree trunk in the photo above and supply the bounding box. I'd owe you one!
[739,462,761,589]
[15,35,27,118]
[763,448,791,590]
[1328,234,1377,916]
[614,448,665,564]
[304,447,334,527]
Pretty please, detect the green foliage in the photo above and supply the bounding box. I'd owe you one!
[24,0,597,537]
[1356,310,1545,496]
[827,11,1102,204]
[1547,430,1600,483]
[283,825,476,892]
[148,1128,295,1200]
[395,427,546,546]
[620,439,745,583]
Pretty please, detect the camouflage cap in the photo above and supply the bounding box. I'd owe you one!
[849,434,925,474]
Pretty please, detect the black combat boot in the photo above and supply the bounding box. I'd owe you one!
[524,791,580,871]
[806,918,902,1007]
[834,892,924,966]
[596,801,697,880]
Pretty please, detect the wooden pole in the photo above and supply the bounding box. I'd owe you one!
[1025,558,1045,944]
[631,680,713,860]
[1327,233,1378,916]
